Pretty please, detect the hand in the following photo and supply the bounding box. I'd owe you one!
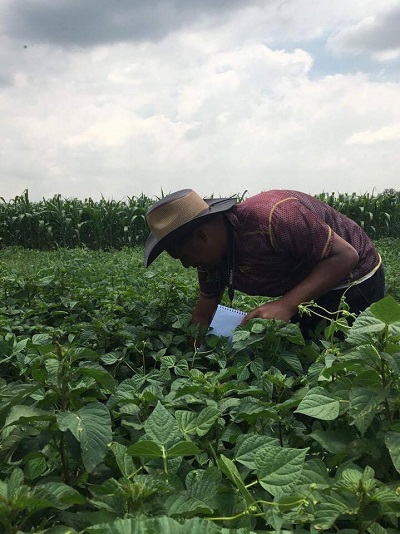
[241,299,296,326]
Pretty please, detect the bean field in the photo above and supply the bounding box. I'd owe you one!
[0,190,400,533]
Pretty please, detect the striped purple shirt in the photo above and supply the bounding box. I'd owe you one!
[198,190,381,299]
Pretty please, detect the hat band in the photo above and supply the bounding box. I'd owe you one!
[147,190,210,240]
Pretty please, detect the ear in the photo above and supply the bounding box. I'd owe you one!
[192,226,208,244]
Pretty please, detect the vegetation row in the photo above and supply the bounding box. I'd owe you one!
[0,241,399,532]
[1,188,399,250]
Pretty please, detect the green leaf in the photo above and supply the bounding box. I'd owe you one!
[310,429,356,453]
[2,405,55,437]
[127,440,163,458]
[313,491,353,531]
[57,402,112,473]
[144,401,181,446]
[175,410,198,434]
[219,454,255,506]
[187,478,219,506]
[85,515,239,534]
[78,363,116,392]
[353,369,382,388]
[348,386,387,435]
[7,468,24,499]
[27,455,47,480]
[277,322,305,345]
[195,407,221,437]
[385,432,400,474]
[164,494,213,517]
[370,295,400,324]
[235,434,280,469]
[255,445,308,496]
[167,441,200,458]
[109,442,136,477]
[31,333,52,346]
[297,459,329,487]
[34,482,86,509]
[295,387,340,420]
[346,312,386,345]
[57,412,82,441]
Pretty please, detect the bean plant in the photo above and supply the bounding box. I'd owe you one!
[0,245,400,533]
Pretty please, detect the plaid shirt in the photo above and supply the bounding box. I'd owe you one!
[198,190,381,299]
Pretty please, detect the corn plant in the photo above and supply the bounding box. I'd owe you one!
[317,189,400,238]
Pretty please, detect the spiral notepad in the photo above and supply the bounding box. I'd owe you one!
[208,305,246,340]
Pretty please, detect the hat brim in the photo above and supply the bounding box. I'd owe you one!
[144,197,236,267]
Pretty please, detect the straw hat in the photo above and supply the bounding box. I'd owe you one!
[144,189,236,267]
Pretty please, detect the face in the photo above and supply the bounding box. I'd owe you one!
[167,227,224,269]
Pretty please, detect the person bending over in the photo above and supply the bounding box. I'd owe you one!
[144,189,384,337]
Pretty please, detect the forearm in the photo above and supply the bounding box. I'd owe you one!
[242,233,359,325]
[279,254,357,315]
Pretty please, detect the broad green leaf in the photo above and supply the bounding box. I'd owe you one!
[371,486,400,505]
[370,295,400,324]
[385,432,400,474]
[313,491,353,530]
[195,407,221,437]
[297,458,329,487]
[277,322,305,345]
[78,363,116,392]
[86,515,249,533]
[127,440,163,458]
[27,455,47,480]
[175,410,198,434]
[45,359,60,386]
[31,333,52,345]
[164,494,213,517]
[167,441,200,458]
[367,523,389,534]
[8,468,24,499]
[109,442,135,477]
[112,376,147,403]
[255,445,308,496]
[34,482,86,509]
[348,386,387,435]
[219,454,255,506]
[57,412,82,442]
[144,401,181,446]
[57,402,112,472]
[2,405,55,437]
[235,434,280,469]
[295,387,340,420]
[69,346,101,363]
[310,429,356,453]
[353,369,382,388]
[40,527,78,534]
[346,311,386,345]
[188,478,219,506]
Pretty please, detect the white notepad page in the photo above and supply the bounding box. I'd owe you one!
[208,305,246,340]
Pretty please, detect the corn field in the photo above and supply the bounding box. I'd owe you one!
[0,189,399,250]
[0,190,152,250]
[317,189,400,239]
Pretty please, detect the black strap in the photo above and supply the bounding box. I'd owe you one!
[224,218,235,307]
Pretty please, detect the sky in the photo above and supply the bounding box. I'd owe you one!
[0,0,399,203]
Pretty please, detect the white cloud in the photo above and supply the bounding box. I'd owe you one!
[347,124,400,145]
[0,2,399,202]
[328,2,400,60]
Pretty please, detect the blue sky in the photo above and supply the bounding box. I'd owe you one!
[0,0,399,202]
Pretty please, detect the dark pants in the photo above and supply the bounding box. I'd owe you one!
[292,265,385,338]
